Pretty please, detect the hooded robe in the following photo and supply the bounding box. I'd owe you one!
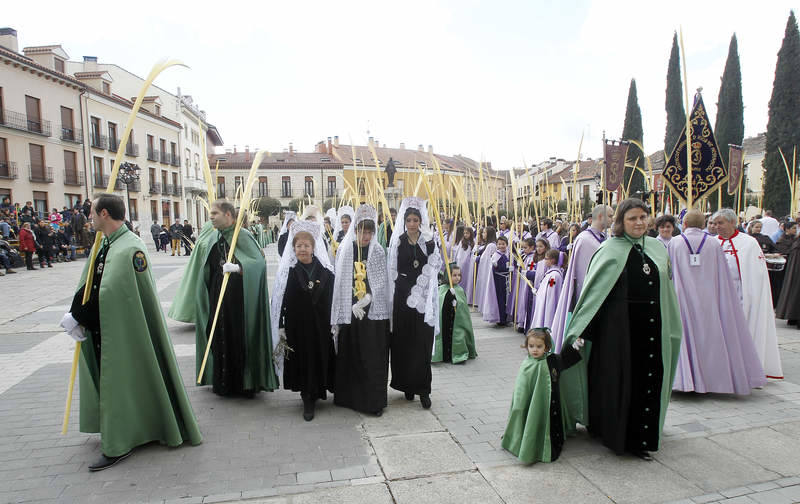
[668,228,766,393]
[73,225,202,457]
[531,266,563,330]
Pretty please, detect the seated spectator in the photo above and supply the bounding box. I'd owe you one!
[49,208,62,228]
[56,226,76,262]
[0,218,10,239]
[0,238,17,275]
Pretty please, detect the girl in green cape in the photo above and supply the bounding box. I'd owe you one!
[501,328,582,463]
[433,265,477,364]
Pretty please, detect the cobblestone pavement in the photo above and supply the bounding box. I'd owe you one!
[0,243,798,504]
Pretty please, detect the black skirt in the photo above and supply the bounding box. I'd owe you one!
[335,317,390,413]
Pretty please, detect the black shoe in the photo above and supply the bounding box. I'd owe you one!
[420,395,431,409]
[47,263,53,268]
[302,397,315,421]
[404,392,414,401]
[88,451,132,471]
[631,450,653,461]
[374,409,383,417]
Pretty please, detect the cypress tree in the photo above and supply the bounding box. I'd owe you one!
[763,11,800,217]
[622,79,645,196]
[665,32,686,157]
[714,34,745,210]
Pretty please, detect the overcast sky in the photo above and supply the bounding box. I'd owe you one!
[4,0,796,170]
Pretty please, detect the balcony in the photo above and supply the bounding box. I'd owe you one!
[184,176,207,194]
[125,143,139,157]
[123,179,141,192]
[173,184,183,196]
[91,133,108,150]
[108,137,120,153]
[147,148,158,162]
[60,126,83,144]
[29,165,54,183]
[0,109,52,136]
[169,153,180,167]
[63,169,84,186]
[0,161,18,179]
[149,183,161,194]
[159,150,169,164]
[165,183,175,196]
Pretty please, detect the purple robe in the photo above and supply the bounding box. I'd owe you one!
[511,253,536,327]
[536,230,561,250]
[551,228,605,351]
[657,235,671,248]
[531,266,563,330]
[475,243,497,314]
[455,243,474,300]
[668,228,766,394]
[482,250,509,323]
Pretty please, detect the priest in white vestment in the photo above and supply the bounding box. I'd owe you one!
[713,209,783,379]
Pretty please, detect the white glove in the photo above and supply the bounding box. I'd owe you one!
[530,286,537,295]
[68,326,86,342]
[492,259,498,268]
[451,299,458,308]
[351,293,372,320]
[572,337,585,351]
[449,287,455,296]
[332,325,340,354]
[60,312,79,332]
[222,262,242,274]
[566,243,573,251]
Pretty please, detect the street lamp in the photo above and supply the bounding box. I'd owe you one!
[118,162,141,222]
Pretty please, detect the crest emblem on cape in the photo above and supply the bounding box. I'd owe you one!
[133,250,148,273]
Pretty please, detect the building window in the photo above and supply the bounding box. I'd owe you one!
[234,176,243,195]
[64,150,78,185]
[304,176,314,197]
[108,122,118,151]
[55,58,65,73]
[102,82,110,95]
[147,135,155,160]
[217,177,225,199]
[33,191,48,219]
[60,106,74,141]
[65,193,81,208]
[29,143,46,181]
[172,172,179,195]
[91,117,102,148]
[327,176,336,197]
[150,200,158,222]
[173,201,180,219]
[162,201,171,220]
[155,104,161,116]
[129,199,138,221]
[25,95,41,133]
[281,177,291,198]
[583,184,590,198]
[258,177,268,197]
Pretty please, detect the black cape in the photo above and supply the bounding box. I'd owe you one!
[776,238,800,321]
[280,257,336,399]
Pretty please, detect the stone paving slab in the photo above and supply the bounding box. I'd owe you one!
[360,397,446,438]
[710,427,800,477]
[388,470,503,504]
[371,431,474,480]
[480,460,614,504]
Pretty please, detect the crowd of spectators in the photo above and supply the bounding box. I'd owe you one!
[0,196,94,275]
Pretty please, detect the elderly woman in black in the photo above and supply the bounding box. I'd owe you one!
[387,197,442,409]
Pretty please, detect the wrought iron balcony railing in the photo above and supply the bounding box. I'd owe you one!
[29,164,54,183]
[0,109,52,136]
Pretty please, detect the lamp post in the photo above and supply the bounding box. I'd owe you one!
[118,162,141,222]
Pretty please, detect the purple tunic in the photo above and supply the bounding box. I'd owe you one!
[668,228,766,394]
[531,266,563,330]
[475,243,497,315]
[551,229,605,351]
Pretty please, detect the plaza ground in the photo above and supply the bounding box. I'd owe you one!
[0,243,799,504]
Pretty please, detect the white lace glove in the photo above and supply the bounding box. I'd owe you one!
[530,286,537,295]
[60,313,86,342]
[566,243,573,251]
[492,259,498,268]
[572,337,585,351]
[352,293,372,320]
[222,262,241,274]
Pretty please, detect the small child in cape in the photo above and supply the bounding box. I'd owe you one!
[434,265,477,364]
[501,328,583,464]
[530,249,565,331]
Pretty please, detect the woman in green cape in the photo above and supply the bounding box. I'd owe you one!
[560,199,682,460]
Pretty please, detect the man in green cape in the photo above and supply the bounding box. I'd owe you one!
[169,200,277,396]
[377,207,397,250]
[560,199,682,460]
[61,194,202,471]
[433,266,477,364]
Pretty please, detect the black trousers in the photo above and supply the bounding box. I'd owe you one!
[24,251,34,269]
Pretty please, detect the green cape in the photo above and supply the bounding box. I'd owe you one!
[168,223,278,391]
[78,225,202,456]
[433,284,477,363]
[377,221,389,249]
[501,356,552,463]
[560,235,682,446]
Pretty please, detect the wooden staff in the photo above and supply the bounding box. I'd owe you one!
[63,59,186,435]
[197,150,268,383]
[680,27,693,208]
